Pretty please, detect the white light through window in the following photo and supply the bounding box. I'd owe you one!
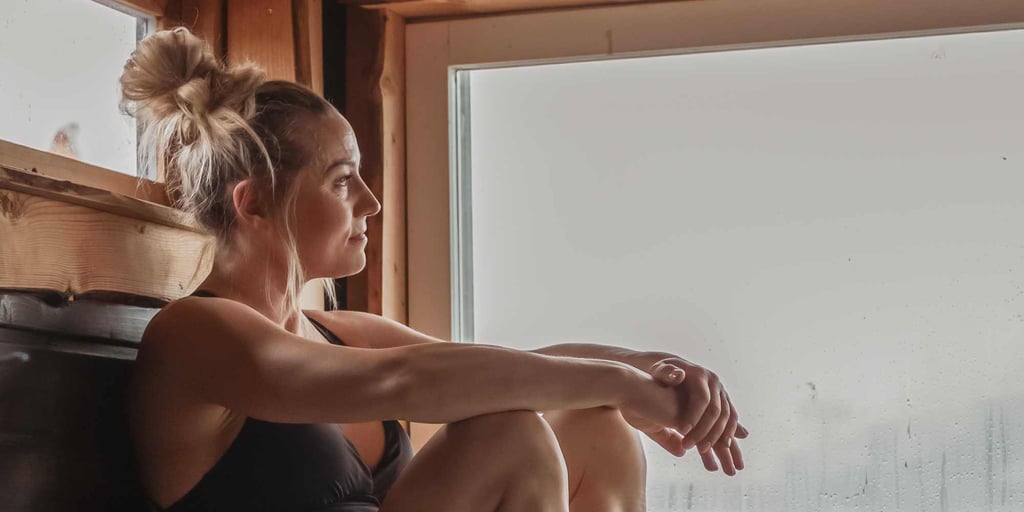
[462,28,1024,511]
[0,0,145,176]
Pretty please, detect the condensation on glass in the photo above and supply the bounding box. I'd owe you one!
[460,28,1024,511]
[0,0,149,177]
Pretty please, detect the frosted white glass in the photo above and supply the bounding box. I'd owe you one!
[467,29,1024,511]
[0,0,139,175]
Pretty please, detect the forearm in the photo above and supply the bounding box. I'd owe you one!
[392,342,644,423]
[531,343,674,373]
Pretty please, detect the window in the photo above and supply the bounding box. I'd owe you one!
[409,4,1024,509]
[0,0,152,177]
[461,28,1024,511]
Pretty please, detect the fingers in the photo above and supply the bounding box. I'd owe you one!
[699,447,718,472]
[730,438,745,471]
[721,392,739,445]
[736,423,750,439]
[712,441,737,476]
[678,382,711,443]
[701,390,731,451]
[683,384,720,452]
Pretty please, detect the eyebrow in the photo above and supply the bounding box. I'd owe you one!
[324,158,360,174]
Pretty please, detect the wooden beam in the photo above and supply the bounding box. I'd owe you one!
[0,140,167,206]
[293,0,325,94]
[346,7,407,321]
[344,7,384,315]
[0,166,196,232]
[380,11,407,323]
[355,0,658,20]
[98,0,169,18]
[0,174,213,303]
[227,0,297,81]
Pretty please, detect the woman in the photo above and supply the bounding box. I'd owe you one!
[123,27,748,512]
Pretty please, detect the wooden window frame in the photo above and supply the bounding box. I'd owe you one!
[404,0,1024,342]
[400,0,1024,449]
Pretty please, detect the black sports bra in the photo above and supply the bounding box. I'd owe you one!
[150,290,413,511]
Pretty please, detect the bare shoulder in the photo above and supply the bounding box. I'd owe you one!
[303,309,447,349]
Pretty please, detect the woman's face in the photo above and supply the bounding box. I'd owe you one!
[293,111,381,279]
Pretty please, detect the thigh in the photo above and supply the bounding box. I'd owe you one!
[378,411,562,512]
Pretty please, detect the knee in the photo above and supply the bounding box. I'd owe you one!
[451,410,568,478]
[547,407,643,460]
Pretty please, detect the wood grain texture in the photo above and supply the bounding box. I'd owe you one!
[0,190,213,303]
[0,140,167,206]
[294,0,325,94]
[100,0,169,17]
[342,8,407,321]
[355,0,658,20]
[344,6,385,315]
[0,166,196,232]
[227,0,297,81]
[380,11,407,323]
[163,0,227,57]
[0,293,157,345]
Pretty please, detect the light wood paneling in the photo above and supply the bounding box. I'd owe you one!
[380,11,407,323]
[100,0,169,18]
[227,0,297,81]
[354,0,657,20]
[344,7,384,315]
[294,0,325,94]
[163,0,227,57]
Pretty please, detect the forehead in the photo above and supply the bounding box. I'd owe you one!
[309,111,360,164]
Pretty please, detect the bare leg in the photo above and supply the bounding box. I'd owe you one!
[380,410,569,512]
[543,407,648,512]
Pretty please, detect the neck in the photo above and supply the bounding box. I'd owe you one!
[196,241,308,334]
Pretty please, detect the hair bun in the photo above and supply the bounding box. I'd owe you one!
[120,27,265,137]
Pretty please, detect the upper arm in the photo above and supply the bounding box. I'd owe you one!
[305,310,448,349]
[141,298,410,424]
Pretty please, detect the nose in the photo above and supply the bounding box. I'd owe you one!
[357,179,382,218]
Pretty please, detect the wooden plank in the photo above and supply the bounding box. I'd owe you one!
[380,11,407,323]
[0,166,197,232]
[163,0,228,57]
[0,190,213,303]
[97,0,169,18]
[344,6,386,315]
[356,0,657,20]
[343,8,407,320]
[227,0,297,81]
[0,139,167,206]
[294,0,325,94]
[0,293,157,345]
[405,21,451,341]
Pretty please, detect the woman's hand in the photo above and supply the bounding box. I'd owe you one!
[647,357,748,475]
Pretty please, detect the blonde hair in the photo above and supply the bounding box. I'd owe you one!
[119,27,337,313]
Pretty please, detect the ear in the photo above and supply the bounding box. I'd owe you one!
[231,179,268,227]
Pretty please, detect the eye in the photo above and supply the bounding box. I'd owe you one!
[334,174,353,188]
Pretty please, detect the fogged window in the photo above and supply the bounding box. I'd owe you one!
[460,28,1024,510]
[0,0,149,176]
